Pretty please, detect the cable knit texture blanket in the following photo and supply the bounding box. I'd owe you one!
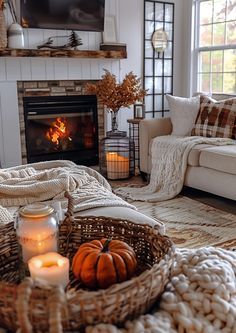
[87,247,236,333]
[115,136,234,202]
[0,160,135,214]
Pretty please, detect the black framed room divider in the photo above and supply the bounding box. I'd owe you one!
[143,0,174,118]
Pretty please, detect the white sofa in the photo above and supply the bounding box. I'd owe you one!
[139,117,236,202]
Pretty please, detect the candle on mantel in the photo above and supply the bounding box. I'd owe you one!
[28,252,69,288]
[16,204,58,263]
[106,152,129,180]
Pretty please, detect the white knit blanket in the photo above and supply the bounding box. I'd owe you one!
[0,160,135,215]
[87,247,236,333]
[115,136,234,202]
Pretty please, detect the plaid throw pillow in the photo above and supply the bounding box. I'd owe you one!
[191,96,236,139]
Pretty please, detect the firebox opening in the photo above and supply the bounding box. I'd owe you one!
[23,95,99,166]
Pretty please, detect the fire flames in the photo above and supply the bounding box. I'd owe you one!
[46,117,72,146]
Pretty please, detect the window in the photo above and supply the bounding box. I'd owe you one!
[143,1,174,119]
[194,0,236,94]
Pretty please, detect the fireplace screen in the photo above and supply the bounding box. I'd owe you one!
[23,95,98,165]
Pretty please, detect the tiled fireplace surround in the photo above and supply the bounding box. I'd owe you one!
[17,80,105,164]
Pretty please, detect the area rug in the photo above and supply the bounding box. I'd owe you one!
[130,196,236,249]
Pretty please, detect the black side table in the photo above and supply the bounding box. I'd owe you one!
[127,118,142,173]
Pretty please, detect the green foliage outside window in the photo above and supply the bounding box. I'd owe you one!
[197,0,236,94]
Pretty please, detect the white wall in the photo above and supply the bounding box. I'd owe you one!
[0,81,21,167]
[0,0,187,168]
[180,0,194,97]
[171,0,185,96]
[115,0,144,127]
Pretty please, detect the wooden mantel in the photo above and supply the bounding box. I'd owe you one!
[0,48,127,59]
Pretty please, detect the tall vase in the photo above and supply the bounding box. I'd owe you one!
[0,9,7,49]
[111,112,118,132]
[107,110,126,137]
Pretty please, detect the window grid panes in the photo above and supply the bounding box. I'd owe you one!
[144,1,174,118]
[196,0,236,94]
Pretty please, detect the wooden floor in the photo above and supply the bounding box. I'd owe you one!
[181,186,236,215]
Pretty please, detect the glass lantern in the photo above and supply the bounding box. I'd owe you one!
[99,131,135,180]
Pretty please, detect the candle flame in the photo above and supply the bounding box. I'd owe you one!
[57,259,65,267]
[29,253,68,271]
[34,259,42,268]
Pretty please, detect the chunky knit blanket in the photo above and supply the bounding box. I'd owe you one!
[115,136,234,202]
[87,247,236,333]
[0,160,135,214]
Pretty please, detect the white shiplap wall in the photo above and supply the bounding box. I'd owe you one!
[0,0,121,82]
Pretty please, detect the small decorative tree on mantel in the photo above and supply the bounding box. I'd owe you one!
[85,70,146,135]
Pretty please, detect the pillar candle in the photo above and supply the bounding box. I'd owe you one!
[106,152,129,179]
[28,252,69,288]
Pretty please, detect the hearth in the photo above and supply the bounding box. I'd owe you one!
[23,95,98,165]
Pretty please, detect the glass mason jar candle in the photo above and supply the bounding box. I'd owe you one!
[16,203,59,264]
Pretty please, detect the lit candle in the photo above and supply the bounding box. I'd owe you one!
[106,152,129,179]
[28,252,69,288]
[16,204,58,263]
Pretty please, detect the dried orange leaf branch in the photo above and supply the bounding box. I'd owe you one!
[85,70,147,113]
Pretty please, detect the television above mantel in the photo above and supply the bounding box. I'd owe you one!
[0,48,127,59]
[19,0,105,32]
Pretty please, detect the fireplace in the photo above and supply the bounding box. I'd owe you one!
[23,95,98,165]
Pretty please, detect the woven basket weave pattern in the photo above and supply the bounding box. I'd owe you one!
[0,197,175,332]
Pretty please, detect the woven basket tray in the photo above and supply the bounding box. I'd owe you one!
[0,195,175,332]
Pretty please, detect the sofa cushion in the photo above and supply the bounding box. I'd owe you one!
[199,145,236,175]
[187,144,213,166]
[166,94,200,136]
[150,139,235,172]
[191,96,236,139]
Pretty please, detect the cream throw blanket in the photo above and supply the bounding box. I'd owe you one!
[87,246,236,333]
[115,136,235,202]
[0,160,135,214]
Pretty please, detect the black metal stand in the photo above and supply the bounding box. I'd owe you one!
[127,118,142,173]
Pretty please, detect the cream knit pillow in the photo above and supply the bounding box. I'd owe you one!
[166,94,200,136]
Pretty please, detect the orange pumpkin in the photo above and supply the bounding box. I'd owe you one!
[72,238,137,289]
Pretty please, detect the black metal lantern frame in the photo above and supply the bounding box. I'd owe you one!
[134,103,145,119]
[99,132,135,180]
